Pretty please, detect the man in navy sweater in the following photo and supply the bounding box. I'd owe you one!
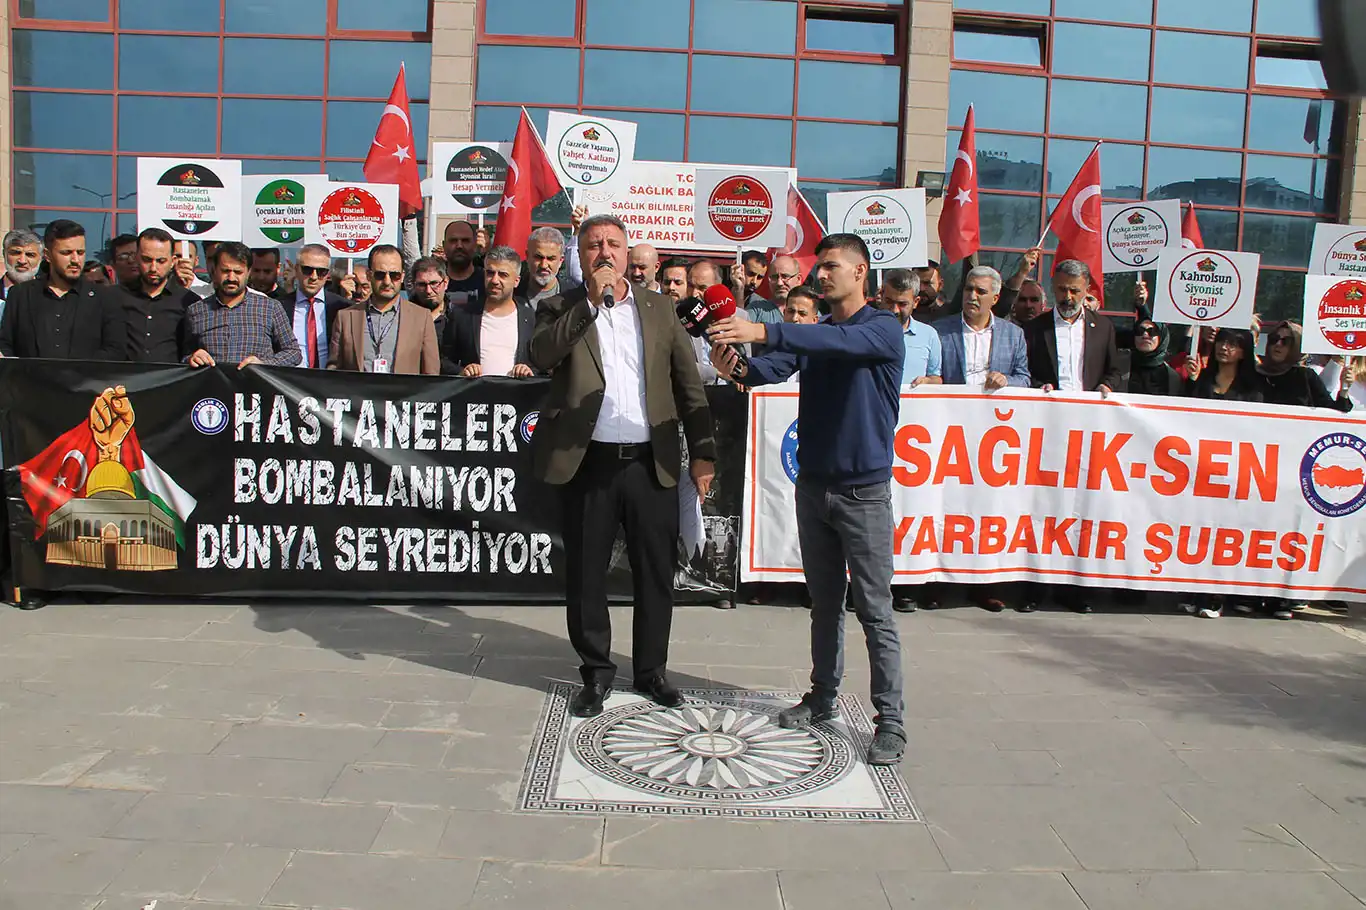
[709,233,907,765]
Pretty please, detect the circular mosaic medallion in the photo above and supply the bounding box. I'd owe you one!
[570,699,852,802]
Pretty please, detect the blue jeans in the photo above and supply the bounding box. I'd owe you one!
[795,477,904,735]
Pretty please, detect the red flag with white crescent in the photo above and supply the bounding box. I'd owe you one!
[1181,202,1205,251]
[939,105,980,265]
[1045,142,1104,302]
[363,64,423,218]
[492,109,564,255]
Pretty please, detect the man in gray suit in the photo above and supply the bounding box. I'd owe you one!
[933,266,1031,389]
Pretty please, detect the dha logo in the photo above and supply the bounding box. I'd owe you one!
[1300,433,1366,518]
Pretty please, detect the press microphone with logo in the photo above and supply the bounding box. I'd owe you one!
[676,295,711,337]
[700,284,750,373]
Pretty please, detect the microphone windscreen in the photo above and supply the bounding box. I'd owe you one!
[702,284,738,321]
[676,296,711,337]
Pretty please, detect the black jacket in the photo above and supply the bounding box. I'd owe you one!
[440,297,538,375]
[1258,366,1353,412]
[1022,308,1123,392]
[274,287,350,341]
[0,278,126,361]
[1128,363,1183,397]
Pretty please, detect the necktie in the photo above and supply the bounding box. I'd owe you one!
[305,300,319,368]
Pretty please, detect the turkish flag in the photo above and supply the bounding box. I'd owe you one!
[1045,142,1103,302]
[363,64,423,218]
[1181,202,1205,250]
[939,105,980,265]
[492,109,564,255]
[16,420,100,538]
[758,187,825,297]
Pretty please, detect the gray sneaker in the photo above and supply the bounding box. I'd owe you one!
[777,693,838,729]
[867,726,906,765]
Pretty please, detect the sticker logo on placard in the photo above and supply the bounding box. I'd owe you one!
[317,187,385,254]
[707,176,774,242]
[158,163,225,236]
[1315,279,1366,352]
[1300,433,1366,518]
[1164,250,1242,323]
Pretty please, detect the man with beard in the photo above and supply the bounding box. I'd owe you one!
[185,242,300,369]
[113,228,208,364]
[329,245,439,375]
[443,245,537,378]
[0,220,124,361]
[107,234,140,287]
[278,244,349,369]
[2,230,41,308]
[525,227,567,305]
[627,243,660,292]
[738,250,782,324]
[443,220,484,298]
[248,248,283,296]
[912,259,951,323]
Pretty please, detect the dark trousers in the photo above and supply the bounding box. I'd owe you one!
[561,442,679,686]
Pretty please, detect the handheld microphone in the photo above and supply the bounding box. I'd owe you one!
[676,296,711,337]
[699,285,749,373]
[601,286,615,309]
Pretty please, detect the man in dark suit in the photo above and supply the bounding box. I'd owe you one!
[0,219,124,361]
[442,245,537,377]
[1022,259,1122,395]
[276,243,350,369]
[529,214,716,718]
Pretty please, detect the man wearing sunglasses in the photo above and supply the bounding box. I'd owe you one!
[277,243,350,369]
[328,244,439,375]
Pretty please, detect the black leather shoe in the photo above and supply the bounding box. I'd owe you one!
[1072,603,1093,615]
[569,681,611,718]
[634,674,684,708]
[1016,602,1037,613]
[14,594,46,611]
[893,597,918,613]
[979,597,1006,613]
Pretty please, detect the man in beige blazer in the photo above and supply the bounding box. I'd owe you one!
[530,214,715,719]
[328,244,439,375]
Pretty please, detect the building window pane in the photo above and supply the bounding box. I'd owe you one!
[1245,153,1332,213]
[1154,31,1249,89]
[485,0,577,37]
[226,0,326,35]
[799,60,900,121]
[14,92,113,152]
[694,0,797,55]
[693,55,794,116]
[1256,55,1328,90]
[1182,207,1239,250]
[1048,139,1144,198]
[12,209,114,245]
[1150,88,1246,148]
[952,29,1042,66]
[952,0,1048,14]
[120,35,219,94]
[584,50,687,109]
[690,116,792,167]
[325,101,428,159]
[584,110,685,160]
[1053,23,1150,81]
[807,17,897,55]
[1257,0,1320,38]
[980,193,1041,249]
[326,160,367,182]
[13,152,113,208]
[118,97,218,155]
[473,105,551,143]
[329,42,432,98]
[225,38,324,95]
[1254,270,1307,321]
[224,100,323,157]
[476,46,580,105]
[949,70,1046,133]
[948,131,1043,192]
[586,0,689,48]
[118,0,219,31]
[1049,80,1148,141]
[241,158,321,175]
[1054,0,1152,24]
[797,121,896,181]
[12,30,113,90]
[337,0,428,31]
[1249,96,1337,154]
[116,156,137,202]
[1156,0,1252,31]
[17,0,108,20]
[1242,212,1322,267]
[1146,147,1243,205]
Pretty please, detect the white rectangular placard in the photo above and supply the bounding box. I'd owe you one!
[1153,248,1260,329]
[137,157,242,242]
[430,141,512,215]
[1307,223,1366,276]
[1100,199,1182,273]
[691,167,791,248]
[826,188,929,269]
[1302,274,1366,355]
[304,182,400,258]
[240,174,328,248]
[544,111,637,195]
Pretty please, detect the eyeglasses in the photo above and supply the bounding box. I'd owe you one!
[1136,326,1160,337]
[114,251,137,262]
[298,265,329,277]
[372,270,404,281]
[1269,334,1292,345]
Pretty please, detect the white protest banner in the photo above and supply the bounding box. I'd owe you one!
[1100,199,1181,273]
[1153,248,1260,328]
[137,157,242,242]
[1308,223,1366,276]
[304,183,399,258]
[742,388,1366,601]
[692,167,791,248]
[430,141,511,215]
[240,174,328,248]
[544,111,636,195]
[826,188,928,269]
[1302,275,1366,356]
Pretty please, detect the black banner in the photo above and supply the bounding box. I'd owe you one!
[0,361,746,603]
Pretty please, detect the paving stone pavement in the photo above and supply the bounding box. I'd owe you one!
[0,598,1363,909]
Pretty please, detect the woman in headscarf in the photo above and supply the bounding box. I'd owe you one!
[1257,321,1354,411]
[1127,316,1182,396]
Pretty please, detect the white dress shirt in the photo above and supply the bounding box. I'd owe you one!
[963,315,994,388]
[1054,311,1086,391]
[291,289,329,368]
[592,284,651,443]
